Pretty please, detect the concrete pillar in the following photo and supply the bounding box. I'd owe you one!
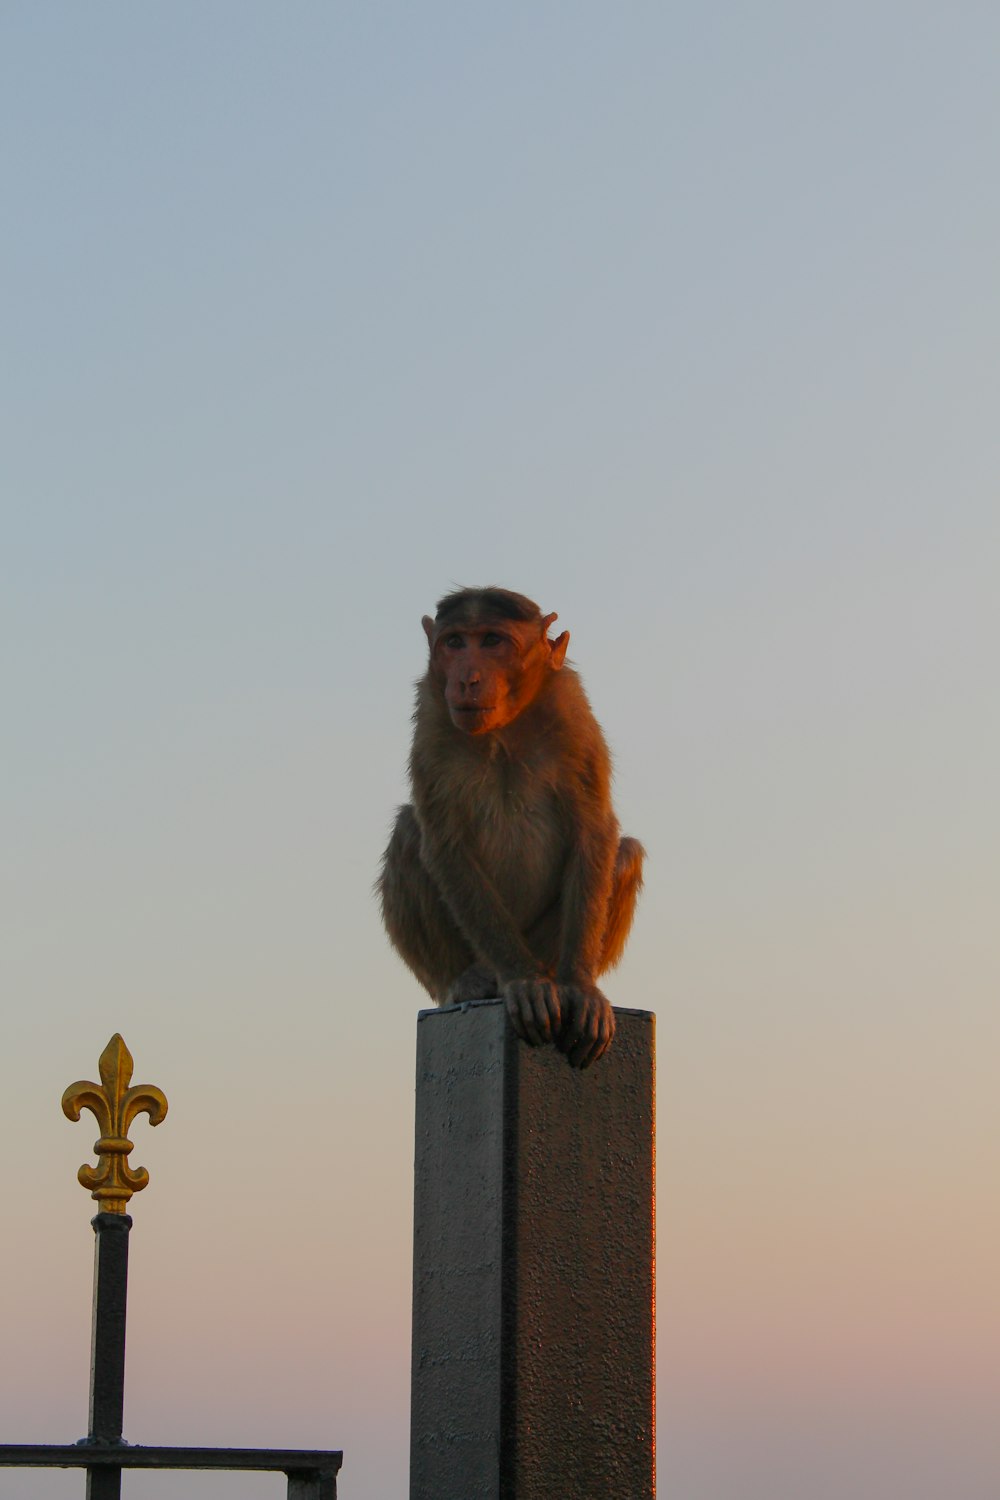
[410,998,655,1500]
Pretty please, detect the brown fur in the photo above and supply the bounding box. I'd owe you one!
[378,587,644,1068]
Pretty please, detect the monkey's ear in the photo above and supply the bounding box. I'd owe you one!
[422,615,435,647]
[549,630,570,670]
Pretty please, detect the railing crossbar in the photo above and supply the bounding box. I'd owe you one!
[0,1444,341,1498]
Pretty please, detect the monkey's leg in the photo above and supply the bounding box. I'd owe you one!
[523,838,645,979]
[597,836,645,973]
[444,961,501,1004]
[378,805,478,1001]
[522,900,562,973]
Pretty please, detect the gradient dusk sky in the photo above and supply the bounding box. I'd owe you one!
[3,5,998,1498]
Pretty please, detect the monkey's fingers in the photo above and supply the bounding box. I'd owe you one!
[560,986,615,1069]
[531,980,561,1042]
[521,979,560,1045]
[504,978,559,1047]
[504,979,538,1044]
[575,1007,615,1069]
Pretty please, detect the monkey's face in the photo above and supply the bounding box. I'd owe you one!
[429,621,550,735]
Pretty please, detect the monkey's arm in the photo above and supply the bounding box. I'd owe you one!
[552,819,619,1067]
[556,828,618,981]
[419,835,539,981]
[419,832,565,1049]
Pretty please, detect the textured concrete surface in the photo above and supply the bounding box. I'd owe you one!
[410,999,655,1500]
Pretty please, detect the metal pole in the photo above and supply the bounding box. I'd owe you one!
[62,1035,167,1498]
[86,1212,132,1500]
[287,1471,339,1499]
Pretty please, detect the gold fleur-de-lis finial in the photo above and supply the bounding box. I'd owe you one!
[62,1034,168,1214]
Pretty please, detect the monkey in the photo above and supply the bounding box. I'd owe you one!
[378,586,644,1069]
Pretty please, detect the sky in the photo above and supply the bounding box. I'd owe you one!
[2,4,998,1497]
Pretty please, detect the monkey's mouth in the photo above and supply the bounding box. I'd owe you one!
[450,704,497,732]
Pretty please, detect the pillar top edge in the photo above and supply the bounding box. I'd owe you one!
[417,999,655,1022]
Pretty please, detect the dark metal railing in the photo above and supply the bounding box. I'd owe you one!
[0,1035,342,1498]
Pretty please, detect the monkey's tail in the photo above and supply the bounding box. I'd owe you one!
[600,836,646,971]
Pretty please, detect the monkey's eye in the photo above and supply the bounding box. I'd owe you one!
[481,631,504,647]
[444,633,465,649]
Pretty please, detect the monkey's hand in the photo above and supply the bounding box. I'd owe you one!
[445,963,501,1004]
[555,982,615,1069]
[503,977,562,1049]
